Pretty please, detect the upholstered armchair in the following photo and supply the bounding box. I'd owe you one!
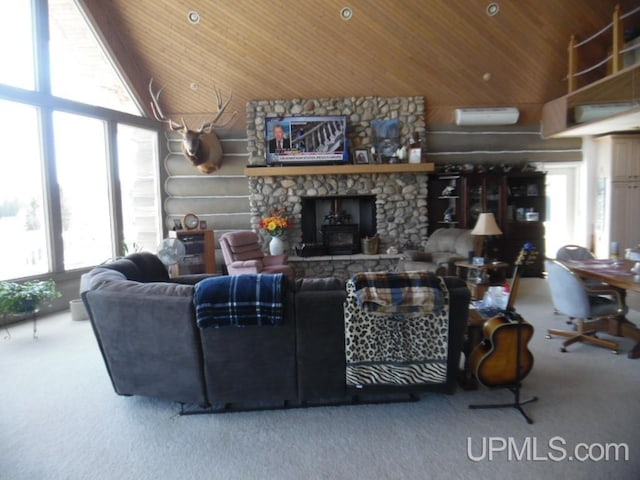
[219,231,294,278]
[398,228,475,276]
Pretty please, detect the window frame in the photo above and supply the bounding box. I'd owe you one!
[0,0,165,286]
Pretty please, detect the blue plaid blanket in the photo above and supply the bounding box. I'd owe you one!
[194,273,284,328]
[351,271,444,313]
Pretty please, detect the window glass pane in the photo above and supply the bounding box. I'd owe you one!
[0,2,35,89]
[117,125,161,253]
[0,101,49,280]
[53,112,113,269]
[49,0,140,114]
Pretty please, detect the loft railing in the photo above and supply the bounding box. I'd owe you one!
[567,4,640,93]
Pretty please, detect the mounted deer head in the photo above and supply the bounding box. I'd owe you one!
[148,79,238,174]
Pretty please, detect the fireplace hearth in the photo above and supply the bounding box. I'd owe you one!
[301,195,376,256]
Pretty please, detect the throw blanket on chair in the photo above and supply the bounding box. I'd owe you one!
[352,271,444,314]
[345,272,450,387]
[194,273,284,328]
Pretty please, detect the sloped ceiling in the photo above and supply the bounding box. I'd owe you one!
[81,0,640,129]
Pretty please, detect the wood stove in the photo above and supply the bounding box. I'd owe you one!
[300,195,376,256]
[321,224,360,254]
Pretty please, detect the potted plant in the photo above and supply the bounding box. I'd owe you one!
[0,279,62,317]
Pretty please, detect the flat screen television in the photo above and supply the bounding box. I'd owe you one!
[265,115,348,165]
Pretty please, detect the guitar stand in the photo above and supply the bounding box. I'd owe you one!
[469,384,538,424]
[468,309,538,424]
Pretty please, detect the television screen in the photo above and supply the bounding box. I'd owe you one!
[265,115,348,165]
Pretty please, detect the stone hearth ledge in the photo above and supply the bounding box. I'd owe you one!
[288,253,404,262]
[287,253,404,280]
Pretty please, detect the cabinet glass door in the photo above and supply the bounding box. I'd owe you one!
[465,175,484,227]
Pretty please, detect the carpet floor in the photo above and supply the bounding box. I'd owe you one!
[1,278,639,480]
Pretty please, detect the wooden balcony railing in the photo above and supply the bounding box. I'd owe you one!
[567,5,640,94]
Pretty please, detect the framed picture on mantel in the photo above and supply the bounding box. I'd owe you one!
[409,147,422,163]
[354,148,370,164]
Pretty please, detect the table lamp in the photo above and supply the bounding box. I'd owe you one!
[471,212,503,261]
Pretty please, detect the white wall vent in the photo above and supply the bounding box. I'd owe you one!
[455,107,520,126]
[574,103,638,123]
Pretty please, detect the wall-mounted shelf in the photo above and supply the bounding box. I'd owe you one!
[244,163,435,177]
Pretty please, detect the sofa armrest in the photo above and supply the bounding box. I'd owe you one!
[170,273,221,285]
[263,254,288,266]
[83,279,207,406]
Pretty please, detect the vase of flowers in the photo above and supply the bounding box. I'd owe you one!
[260,208,290,255]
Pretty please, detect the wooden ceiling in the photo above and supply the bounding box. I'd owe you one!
[81,0,640,130]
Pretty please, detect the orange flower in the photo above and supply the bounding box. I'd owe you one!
[260,209,290,237]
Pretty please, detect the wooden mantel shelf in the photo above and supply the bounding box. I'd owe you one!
[244,162,435,177]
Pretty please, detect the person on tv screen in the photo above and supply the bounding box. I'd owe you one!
[268,124,290,153]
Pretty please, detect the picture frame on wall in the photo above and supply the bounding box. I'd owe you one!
[354,148,370,164]
[409,147,422,163]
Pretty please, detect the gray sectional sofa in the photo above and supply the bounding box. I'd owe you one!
[81,253,470,412]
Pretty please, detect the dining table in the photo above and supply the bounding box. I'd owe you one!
[562,259,640,359]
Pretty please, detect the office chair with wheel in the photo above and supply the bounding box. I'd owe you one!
[545,259,626,354]
[555,244,596,262]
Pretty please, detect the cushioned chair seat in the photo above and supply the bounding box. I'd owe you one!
[399,228,474,275]
[220,230,294,278]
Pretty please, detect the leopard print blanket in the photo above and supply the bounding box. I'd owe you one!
[344,275,450,387]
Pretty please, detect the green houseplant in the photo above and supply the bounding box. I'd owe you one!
[0,279,62,316]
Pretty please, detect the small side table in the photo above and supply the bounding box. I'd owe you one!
[454,261,509,300]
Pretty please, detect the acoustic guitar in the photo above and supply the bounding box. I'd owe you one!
[468,247,537,388]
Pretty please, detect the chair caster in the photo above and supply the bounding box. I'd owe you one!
[560,347,568,353]
[612,350,618,354]
[546,334,552,339]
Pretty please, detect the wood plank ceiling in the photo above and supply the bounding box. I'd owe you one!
[81,0,640,130]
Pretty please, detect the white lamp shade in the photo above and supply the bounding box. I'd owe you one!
[471,212,503,236]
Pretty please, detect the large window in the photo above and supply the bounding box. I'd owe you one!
[0,0,162,282]
[0,2,36,90]
[53,112,113,269]
[49,0,140,114]
[0,101,48,279]
[117,125,162,253]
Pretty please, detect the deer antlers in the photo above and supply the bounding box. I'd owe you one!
[148,78,237,133]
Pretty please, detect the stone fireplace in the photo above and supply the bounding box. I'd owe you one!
[244,94,430,277]
[247,171,429,255]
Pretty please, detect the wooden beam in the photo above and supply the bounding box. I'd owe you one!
[612,5,624,74]
[568,35,577,94]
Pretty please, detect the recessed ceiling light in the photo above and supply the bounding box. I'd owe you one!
[190,82,199,91]
[486,3,499,16]
[340,7,353,21]
[187,11,200,24]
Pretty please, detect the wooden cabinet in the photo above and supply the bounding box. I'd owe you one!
[503,172,547,277]
[462,173,504,228]
[428,170,546,276]
[427,174,462,235]
[168,229,216,276]
[594,135,640,258]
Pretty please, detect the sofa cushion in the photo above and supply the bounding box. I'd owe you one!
[295,277,345,292]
